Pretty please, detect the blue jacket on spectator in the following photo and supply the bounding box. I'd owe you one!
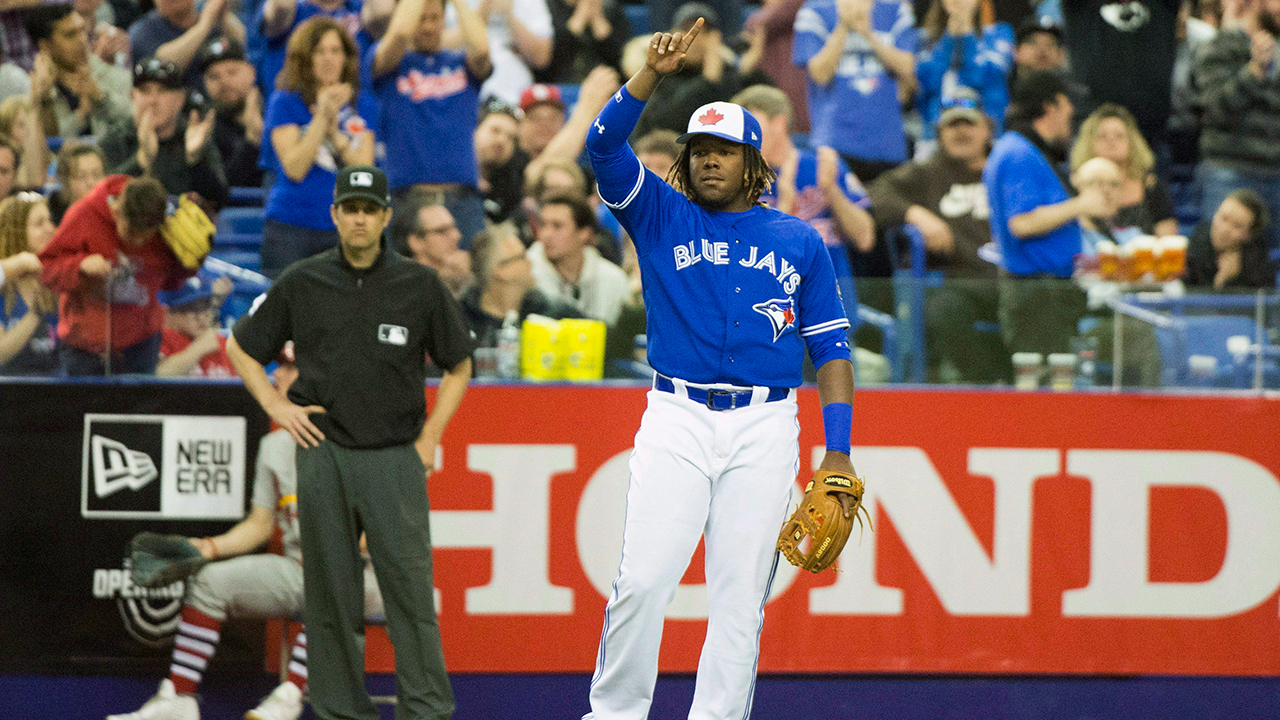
[916,23,1014,141]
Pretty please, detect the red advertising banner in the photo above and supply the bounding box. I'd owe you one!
[304,386,1280,676]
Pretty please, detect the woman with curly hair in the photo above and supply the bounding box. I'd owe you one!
[0,193,58,374]
[260,16,377,278]
[1070,103,1179,237]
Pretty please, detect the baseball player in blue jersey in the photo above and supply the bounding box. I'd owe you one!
[583,18,859,720]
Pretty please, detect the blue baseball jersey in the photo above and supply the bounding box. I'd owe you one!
[362,47,483,191]
[259,90,380,230]
[915,23,1015,140]
[586,87,851,388]
[793,0,919,163]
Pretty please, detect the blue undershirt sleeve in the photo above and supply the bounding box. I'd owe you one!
[586,85,648,210]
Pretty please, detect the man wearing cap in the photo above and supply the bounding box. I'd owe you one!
[518,82,565,157]
[871,90,1013,383]
[1010,18,1066,86]
[195,38,265,187]
[155,270,235,377]
[101,59,229,208]
[227,165,473,720]
[23,3,130,139]
[584,19,857,720]
[106,343,387,720]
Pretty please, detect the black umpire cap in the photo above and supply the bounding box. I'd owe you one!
[333,165,391,207]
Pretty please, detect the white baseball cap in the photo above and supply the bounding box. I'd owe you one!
[677,101,763,151]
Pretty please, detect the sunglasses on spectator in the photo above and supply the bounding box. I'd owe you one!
[133,58,183,88]
[480,97,523,121]
[941,96,980,111]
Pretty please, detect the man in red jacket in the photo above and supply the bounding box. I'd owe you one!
[38,175,194,375]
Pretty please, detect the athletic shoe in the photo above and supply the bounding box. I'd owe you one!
[244,680,303,720]
[105,679,199,720]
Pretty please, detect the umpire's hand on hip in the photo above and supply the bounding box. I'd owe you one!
[267,395,327,448]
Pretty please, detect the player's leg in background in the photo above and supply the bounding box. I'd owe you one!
[588,391,715,720]
[353,444,454,720]
[688,400,800,720]
[194,556,307,720]
[105,555,305,720]
[296,443,378,720]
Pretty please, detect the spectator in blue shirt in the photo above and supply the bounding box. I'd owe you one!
[259,16,376,278]
[984,70,1108,355]
[915,0,1013,152]
[733,83,873,335]
[0,193,58,376]
[793,0,918,182]
[365,0,491,249]
[254,0,392,95]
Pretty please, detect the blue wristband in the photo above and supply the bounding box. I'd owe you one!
[822,402,852,455]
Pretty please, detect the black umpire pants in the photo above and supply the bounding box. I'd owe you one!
[297,441,453,720]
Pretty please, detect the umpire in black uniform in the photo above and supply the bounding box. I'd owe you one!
[227,165,473,720]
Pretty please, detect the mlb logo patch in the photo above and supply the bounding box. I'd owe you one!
[351,171,374,187]
[379,324,409,346]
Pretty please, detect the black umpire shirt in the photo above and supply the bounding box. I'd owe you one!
[233,241,476,449]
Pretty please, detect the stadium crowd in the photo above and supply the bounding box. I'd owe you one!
[0,0,1276,385]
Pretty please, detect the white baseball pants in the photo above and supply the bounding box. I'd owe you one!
[586,385,799,720]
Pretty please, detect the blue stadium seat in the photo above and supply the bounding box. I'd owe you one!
[856,304,900,383]
[209,248,262,274]
[213,232,264,250]
[555,84,580,111]
[1153,315,1261,387]
[216,207,266,235]
[625,3,650,35]
[227,186,267,206]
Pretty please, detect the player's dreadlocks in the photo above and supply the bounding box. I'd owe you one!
[666,143,777,208]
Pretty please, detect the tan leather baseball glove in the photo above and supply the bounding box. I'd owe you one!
[160,194,215,270]
[777,468,870,573]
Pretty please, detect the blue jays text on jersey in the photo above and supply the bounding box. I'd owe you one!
[586,86,851,389]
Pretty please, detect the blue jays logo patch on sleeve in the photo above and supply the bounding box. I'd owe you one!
[752,298,796,342]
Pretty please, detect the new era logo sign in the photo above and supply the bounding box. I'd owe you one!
[82,414,247,520]
[350,171,374,187]
[92,435,159,498]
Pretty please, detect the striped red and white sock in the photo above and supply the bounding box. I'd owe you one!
[169,605,221,694]
[287,629,308,690]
